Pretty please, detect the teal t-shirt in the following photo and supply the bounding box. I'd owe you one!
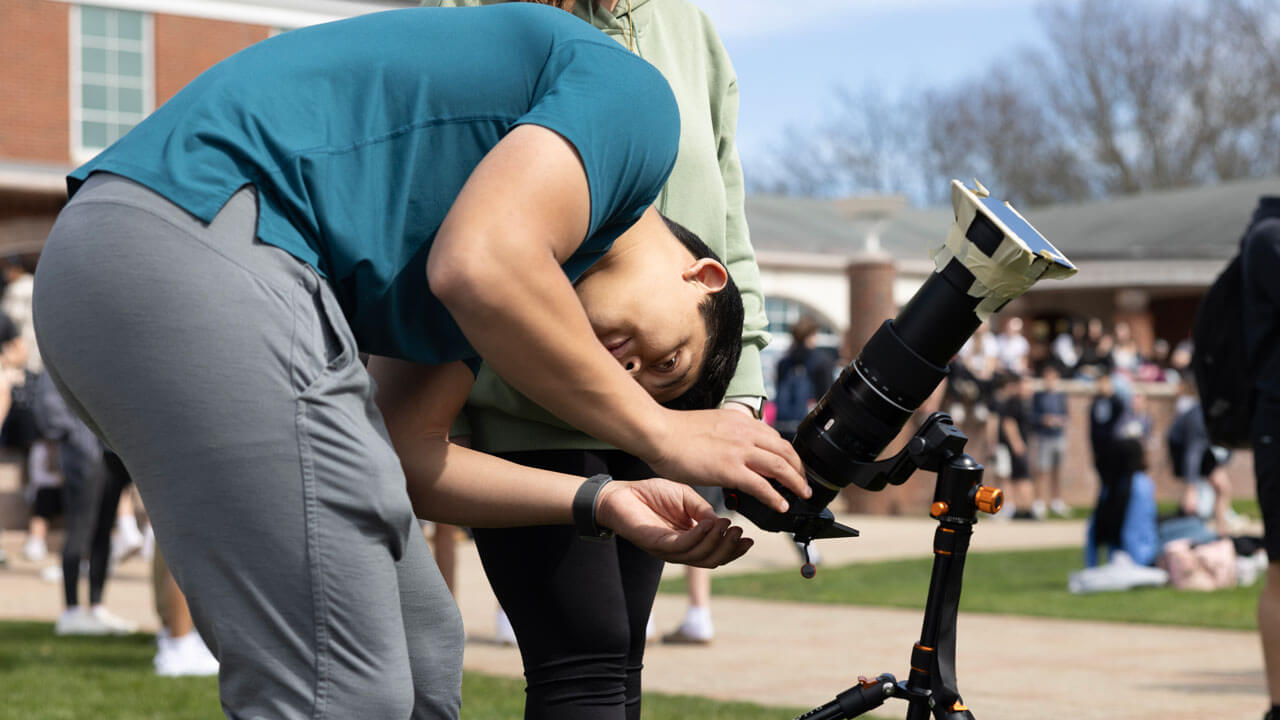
[69,4,679,366]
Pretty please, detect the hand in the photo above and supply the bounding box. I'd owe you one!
[646,408,808,513]
[595,479,752,568]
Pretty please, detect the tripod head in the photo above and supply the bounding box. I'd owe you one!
[725,180,1074,554]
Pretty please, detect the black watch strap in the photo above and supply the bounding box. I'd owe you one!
[572,474,615,542]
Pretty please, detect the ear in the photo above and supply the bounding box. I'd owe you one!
[681,258,728,293]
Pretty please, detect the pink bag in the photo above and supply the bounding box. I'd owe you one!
[1159,538,1237,591]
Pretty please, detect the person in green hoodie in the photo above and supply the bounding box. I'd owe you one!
[422,1,770,717]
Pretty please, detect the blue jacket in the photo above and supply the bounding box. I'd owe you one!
[1085,471,1159,567]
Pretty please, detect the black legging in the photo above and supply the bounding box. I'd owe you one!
[473,449,665,720]
[61,450,129,607]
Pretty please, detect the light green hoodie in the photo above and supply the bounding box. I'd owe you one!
[421,0,769,451]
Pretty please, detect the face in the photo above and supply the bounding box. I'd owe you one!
[573,210,728,403]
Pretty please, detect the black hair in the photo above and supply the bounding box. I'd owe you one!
[992,370,1020,392]
[658,214,743,411]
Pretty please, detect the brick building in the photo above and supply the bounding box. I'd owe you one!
[0,0,414,530]
[0,0,413,257]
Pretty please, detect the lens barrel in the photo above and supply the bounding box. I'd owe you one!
[795,262,982,506]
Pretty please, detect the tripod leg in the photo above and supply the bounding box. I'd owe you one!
[907,452,987,719]
[791,675,898,720]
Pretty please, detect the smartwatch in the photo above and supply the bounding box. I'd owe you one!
[572,473,615,542]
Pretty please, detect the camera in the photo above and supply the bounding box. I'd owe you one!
[725,180,1075,548]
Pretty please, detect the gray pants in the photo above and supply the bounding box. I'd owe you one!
[33,174,463,719]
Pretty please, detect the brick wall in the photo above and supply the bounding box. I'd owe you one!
[0,2,271,167]
[0,0,71,164]
[154,14,269,104]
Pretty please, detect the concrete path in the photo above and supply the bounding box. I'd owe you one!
[0,512,1267,720]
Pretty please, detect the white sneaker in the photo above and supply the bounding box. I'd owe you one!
[55,607,112,636]
[1030,500,1048,521]
[40,564,62,583]
[23,536,47,562]
[661,606,713,645]
[155,629,219,677]
[1049,499,1071,518]
[494,609,516,646]
[90,605,139,634]
[111,529,145,565]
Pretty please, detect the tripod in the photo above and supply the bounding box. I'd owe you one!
[789,412,1002,720]
[722,179,1072,718]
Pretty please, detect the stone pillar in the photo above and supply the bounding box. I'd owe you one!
[843,253,897,358]
[1114,288,1154,357]
[839,254,923,515]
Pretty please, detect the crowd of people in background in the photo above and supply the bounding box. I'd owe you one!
[767,313,1212,523]
[0,255,217,677]
[943,315,1206,520]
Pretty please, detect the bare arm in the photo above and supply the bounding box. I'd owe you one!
[368,356,752,567]
[428,125,665,462]
[427,124,806,509]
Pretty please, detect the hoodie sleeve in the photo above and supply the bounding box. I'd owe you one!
[715,70,769,401]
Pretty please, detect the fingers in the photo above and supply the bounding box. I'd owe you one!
[679,484,720,525]
[723,412,807,500]
[731,469,792,513]
[661,517,753,568]
[611,482,753,568]
[752,423,806,480]
[745,446,810,503]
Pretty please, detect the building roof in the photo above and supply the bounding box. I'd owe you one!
[1019,175,1278,261]
[747,174,1280,264]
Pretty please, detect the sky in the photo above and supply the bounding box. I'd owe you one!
[691,0,1050,178]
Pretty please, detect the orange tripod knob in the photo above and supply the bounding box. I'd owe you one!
[973,486,1003,515]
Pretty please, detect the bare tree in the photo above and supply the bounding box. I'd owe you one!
[1033,0,1269,193]
[747,85,922,199]
[752,0,1280,205]
[917,58,1090,207]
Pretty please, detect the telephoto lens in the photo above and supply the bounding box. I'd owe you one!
[725,179,1075,541]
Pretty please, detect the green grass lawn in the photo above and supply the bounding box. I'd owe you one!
[1045,498,1260,522]
[0,621,820,720]
[663,547,1260,631]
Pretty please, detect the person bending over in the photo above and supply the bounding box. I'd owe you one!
[31,6,806,720]
[423,0,772,714]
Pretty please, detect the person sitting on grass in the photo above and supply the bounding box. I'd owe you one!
[31,5,807,719]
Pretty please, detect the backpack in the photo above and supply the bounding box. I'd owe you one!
[1191,254,1254,448]
[774,359,814,424]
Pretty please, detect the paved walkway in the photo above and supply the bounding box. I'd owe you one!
[0,513,1267,720]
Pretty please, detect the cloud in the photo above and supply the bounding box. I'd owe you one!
[694,0,1041,40]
